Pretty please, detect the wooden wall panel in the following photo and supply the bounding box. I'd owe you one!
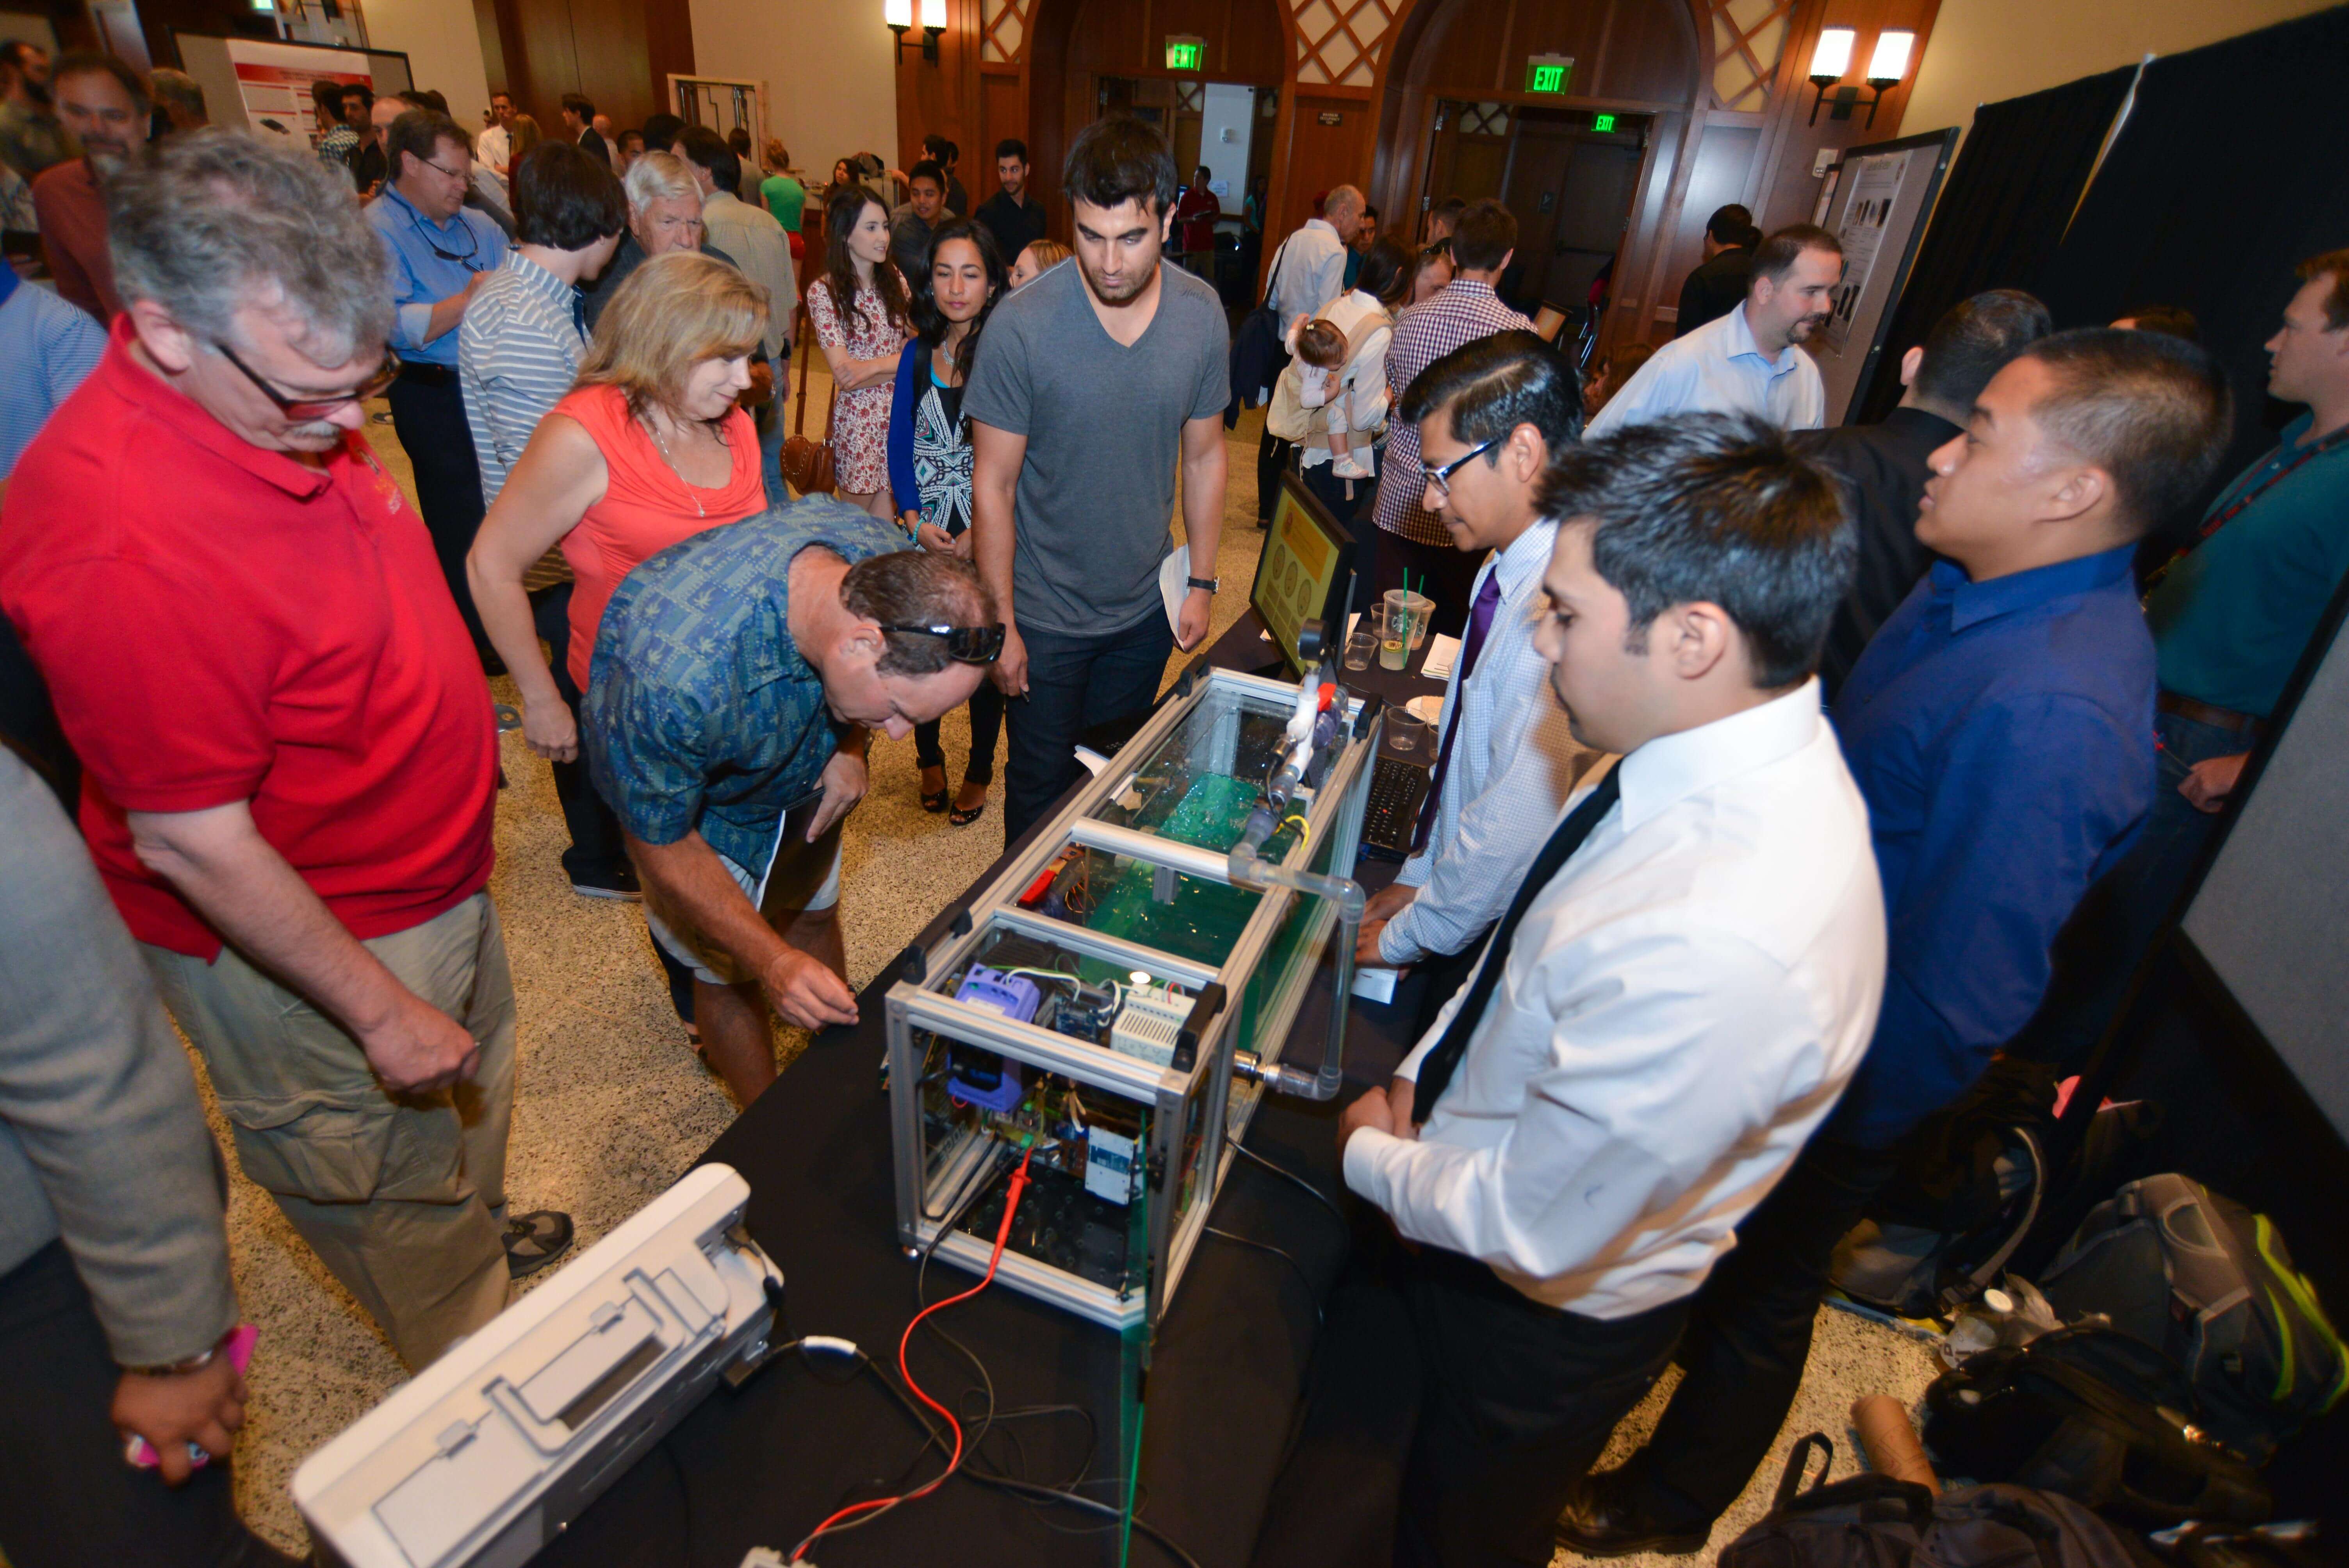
[1064,0,1284,83]
[1406,0,1698,106]
[476,0,683,143]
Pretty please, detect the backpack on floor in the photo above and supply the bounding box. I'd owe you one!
[1716,1433,2155,1568]
[1921,1326,2271,1528]
[2038,1174,2349,1463]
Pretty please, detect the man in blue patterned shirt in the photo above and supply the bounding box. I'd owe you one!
[585,495,996,1102]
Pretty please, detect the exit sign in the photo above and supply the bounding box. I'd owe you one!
[1166,36,1204,70]
[1525,54,1574,94]
[1592,112,1616,132]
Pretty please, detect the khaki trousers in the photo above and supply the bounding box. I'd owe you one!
[144,891,514,1369]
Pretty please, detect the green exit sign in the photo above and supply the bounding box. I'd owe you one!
[1525,54,1574,94]
[1592,112,1616,132]
[1166,36,1204,70]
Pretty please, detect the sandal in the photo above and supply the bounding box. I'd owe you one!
[950,780,988,827]
[919,764,950,813]
[503,1209,576,1279]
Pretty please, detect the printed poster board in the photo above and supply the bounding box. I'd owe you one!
[1811,129,1956,426]
[173,33,413,156]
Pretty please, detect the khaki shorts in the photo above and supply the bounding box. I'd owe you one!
[642,818,843,987]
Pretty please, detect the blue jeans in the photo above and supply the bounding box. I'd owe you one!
[1002,614,1174,843]
[757,362,788,507]
[2012,707,2249,1071]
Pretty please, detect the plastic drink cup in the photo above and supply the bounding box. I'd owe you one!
[1381,590,1414,668]
[1344,626,1376,670]
[1387,712,1428,753]
[1403,592,1435,649]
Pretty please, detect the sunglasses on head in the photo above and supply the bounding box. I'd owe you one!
[878,622,1006,665]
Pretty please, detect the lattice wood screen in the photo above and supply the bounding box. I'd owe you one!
[981,0,1034,64]
[1291,0,1403,88]
[1458,100,1509,137]
[1175,82,1205,112]
[1711,0,1792,110]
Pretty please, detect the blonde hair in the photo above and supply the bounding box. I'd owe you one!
[577,251,770,419]
[762,138,790,174]
[1021,238,1069,272]
[507,114,542,160]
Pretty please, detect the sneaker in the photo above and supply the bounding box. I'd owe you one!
[504,1210,575,1279]
[569,860,642,901]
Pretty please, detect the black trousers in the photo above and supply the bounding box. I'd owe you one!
[533,584,628,880]
[1365,527,1483,641]
[913,678,1006,782]
[1616,1134,1902,1533]
[386,370,492,652]
[0,1242,283,1568]
[1002,615,1174,843]
[1253,1229,1688,1568]
[1256,347,1295,522]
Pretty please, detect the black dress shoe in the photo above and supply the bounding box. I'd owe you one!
[1555,1469,1710,1558]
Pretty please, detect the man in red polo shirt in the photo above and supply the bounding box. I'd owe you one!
[0,129,569,1370]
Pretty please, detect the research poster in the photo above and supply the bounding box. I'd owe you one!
[1823,151,1911,356]
[223,39,374,152]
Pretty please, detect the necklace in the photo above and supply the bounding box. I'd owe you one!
[646,412,718,518]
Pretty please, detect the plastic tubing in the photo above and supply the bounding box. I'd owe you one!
[1228,806,1363,1103]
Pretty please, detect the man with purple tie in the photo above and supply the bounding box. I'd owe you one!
[1354,332,1597,1033]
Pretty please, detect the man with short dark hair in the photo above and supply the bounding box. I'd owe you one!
[1344,201,1380,288]
[617,126,644,170]
[1590,223,1842,437]
[640,111,684,153]
[923,131,967,217]
[966,116,1228,841]
[0,40,69,183]
[367,107,509,661]
[1171,162,1220,278]
[32,52,150,320]
[1369,196,1533,631]
[478,88,515,178]
[1355,333,1594,1035]
[314,79,358,177]
[2,130,569,1370]
[1675,203,1756,335]
[1804,287,2051,692]
[1563,329,2234,1558]
[1257,410,1883,1568]
[2015,251,2349,1075]
[561,93,605,165]
[978,136,1047,263]
[350,84,387,193]
[586,499,995,1103]
[891,157,954,280]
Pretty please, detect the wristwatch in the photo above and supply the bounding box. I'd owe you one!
[121,1343,221,1378]
[1186,576,1220,595]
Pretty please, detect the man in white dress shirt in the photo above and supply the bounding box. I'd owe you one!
[1255,412,1885,1568]
[1258,184,1365,524]
[1355,330,1595,1033]
[1587,225,1843,437]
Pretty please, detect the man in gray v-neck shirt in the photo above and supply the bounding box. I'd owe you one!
[964,117,1231,841]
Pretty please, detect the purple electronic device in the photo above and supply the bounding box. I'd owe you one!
[950,966,1039,1112]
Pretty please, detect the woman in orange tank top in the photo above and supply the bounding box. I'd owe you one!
[469,251,772,767]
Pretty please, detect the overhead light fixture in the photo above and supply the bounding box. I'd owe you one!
[887,0,946,62]
[1808,25,1912,127]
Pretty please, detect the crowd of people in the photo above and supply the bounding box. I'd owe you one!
[4,46,2348,1568]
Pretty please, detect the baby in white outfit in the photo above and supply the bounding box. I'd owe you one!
[1290,317,1372,479]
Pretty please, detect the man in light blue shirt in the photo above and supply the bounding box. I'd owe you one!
[1588,224,1841,437]
[0,267,105,484]
[365,106,508,661]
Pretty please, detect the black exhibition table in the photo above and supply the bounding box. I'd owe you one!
[539,615,1445,1568]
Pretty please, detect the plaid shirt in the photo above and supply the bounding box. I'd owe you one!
[1372,281,1533,546]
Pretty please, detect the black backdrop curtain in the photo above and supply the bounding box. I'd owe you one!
[2039,4,2349,531]
[1850,67,2137,425]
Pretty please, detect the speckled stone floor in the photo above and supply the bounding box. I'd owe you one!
[196,374,1943,1564]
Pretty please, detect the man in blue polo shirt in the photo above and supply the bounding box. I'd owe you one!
[366,107,507,663]
[2016,250,2349,1074]
[1563,328,2233,1557]
[585,496,994,1105]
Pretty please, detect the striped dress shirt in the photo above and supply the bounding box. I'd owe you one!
[460,250,586,507]
[1379,517,1595,964]
[1372,280,1533,545]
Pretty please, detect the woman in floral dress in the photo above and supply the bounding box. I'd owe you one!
[806,186,913,518]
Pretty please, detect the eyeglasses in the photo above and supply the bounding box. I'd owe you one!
[878,622,1006,665]
[215,340,401,420]
[405,191,483,265]
[1419,437,1499,497]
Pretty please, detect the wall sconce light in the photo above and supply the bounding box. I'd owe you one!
[1808,27,1913,127]
[886,0,946,63]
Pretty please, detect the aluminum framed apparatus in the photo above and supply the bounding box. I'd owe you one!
[887,665,1377,1329]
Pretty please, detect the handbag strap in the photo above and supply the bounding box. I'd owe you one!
[792,307,815,437]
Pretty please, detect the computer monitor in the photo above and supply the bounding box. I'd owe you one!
[1250,470,1356,677]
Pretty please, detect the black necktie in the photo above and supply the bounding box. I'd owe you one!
[1410,765,1622,1124]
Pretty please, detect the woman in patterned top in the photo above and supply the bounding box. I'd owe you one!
[806,186,913,520]
[888,217,1007,825]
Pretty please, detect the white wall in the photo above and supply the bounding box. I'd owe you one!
[1199,82,1254,214]
[1904,0,2338,136]
[363,0,493,133]
[685,0,898,185]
